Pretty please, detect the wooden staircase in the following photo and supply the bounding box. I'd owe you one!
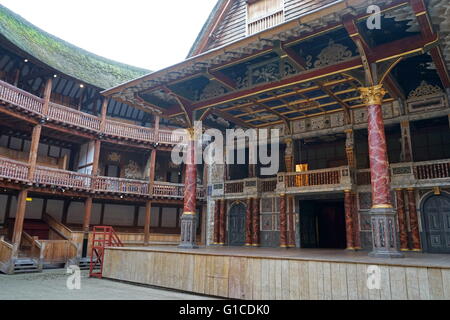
[12,257,40,274]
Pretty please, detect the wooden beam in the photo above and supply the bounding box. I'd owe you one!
[210,108,255,128]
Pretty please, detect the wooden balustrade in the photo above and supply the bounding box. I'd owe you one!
[414,159,450,180]
[95,176,149,195]
[260,178,277,192]
[153,182,184,198]
[34,166,92,190]
[225,181,245,194]
[285,167,342,188]
[104,121,154,142]
[0,80,187,145]
[48,102,101,131]
[0,157,30,182]
[0,79,43,114]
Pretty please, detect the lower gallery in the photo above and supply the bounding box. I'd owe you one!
[1,0,450,300]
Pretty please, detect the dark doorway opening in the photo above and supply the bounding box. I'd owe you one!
[228,203,246,246]
[299,200,346,249]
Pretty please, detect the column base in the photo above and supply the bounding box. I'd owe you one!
[369,207,404,259]
[179,213,198,249]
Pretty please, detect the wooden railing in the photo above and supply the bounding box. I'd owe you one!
[95,176,149,195]
[225,181,245,194]
[0,157,29,182]
[285,167,343,188]
[105,121,154,142]
[414,159,450,180]
[34,166,92,190]
[48,102,101,131]
[0,79,43,114]
[0,80,186,145]
[260,178,277,192]
[153,182,184,198]
[248,10,284,35]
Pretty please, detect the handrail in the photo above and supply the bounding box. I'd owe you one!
[284,166,345,188]
[0,237,13,264]
[0,156,30,182]
[0,80,186,145]
[35,166,92,190]
[95,176,149,195]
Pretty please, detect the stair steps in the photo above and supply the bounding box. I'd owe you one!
[13,258,40,274]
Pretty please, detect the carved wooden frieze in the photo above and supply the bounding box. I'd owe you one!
[292,111,345,134]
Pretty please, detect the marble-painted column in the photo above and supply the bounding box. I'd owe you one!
[407,188,422,251]
[179,131,198,249]
[352,192,361,249]
[252,198,260,246]
[284,138,296,247]
[287,196,296,247]
[279,194,288,248]
[219,199,227,245]
[213,200,221,244]
[360,85,403,258]
[245,198,253,246]
[344,190,355,250]
[395,189,409,251]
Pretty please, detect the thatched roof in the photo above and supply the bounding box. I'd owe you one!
[0,4,150,89]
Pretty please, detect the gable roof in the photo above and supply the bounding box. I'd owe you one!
[0,4,150,89]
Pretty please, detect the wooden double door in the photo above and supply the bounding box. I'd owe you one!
[228,203,246,246]
[422,194,450,253]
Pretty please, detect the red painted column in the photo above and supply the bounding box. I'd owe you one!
[287,196,296,247]
[214,200,221,244]
[344,190,355,250]
[279,194,288,248]
[245,198,253,246]
[252,198,260,246]
[352,192,361,249]
[179,131,198,248]
[407,188,422,251]
[219,199,227,245]
[360,85,402,258]
[395,189,409,251]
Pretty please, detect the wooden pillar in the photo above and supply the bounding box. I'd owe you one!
[407,188,422,251]
[245,198,253,246]
[279,194,288,248]
[154,115,160,141]
[27,124,42,181]
[11,189,28,257]
[213,200,221,244]
[395,189,409,251]
[148,149,157,190]
[92,139,101,177]
[287,196,296,247]
[252,198,260,246]
[284,137,296,247]
[41,77,52,116]
[99,98,109,132]
[144,200,152,245]
[344,190,355,250]
[219,198,227,245]
[360,85,402,258]
[82,197,93,233]
[352,192,361,249]
[400,121,413,162]
[345,129,356,169]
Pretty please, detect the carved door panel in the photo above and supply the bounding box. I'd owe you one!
[423,195,450,253]
[228,204,246,246]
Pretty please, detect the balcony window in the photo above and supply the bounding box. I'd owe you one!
[247,0,284,35]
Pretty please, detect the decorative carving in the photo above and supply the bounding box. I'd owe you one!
[306,40,353,68]
[408,80,443,99]
[124,160,142,179]
[359,85,387,106]
[251,61,280,85]
[107,152,121,163]
[197,82,227,101]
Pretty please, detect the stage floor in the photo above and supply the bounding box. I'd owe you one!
[110,245,450,269]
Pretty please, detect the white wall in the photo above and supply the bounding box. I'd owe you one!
[103,204,134,226]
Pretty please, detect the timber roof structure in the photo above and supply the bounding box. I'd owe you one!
[0,4,149,90]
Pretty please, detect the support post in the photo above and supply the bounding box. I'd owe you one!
[344,190,355,250]
[360,85,403,258]
[284,137,296,247]
[245,198,253,246]
[252,198,260,246]
[27,124,42,181]
[11,189,28,257]
[144,200,152,246]
[395,189,409,251]
[179,129,198,249]
[219,198,227,245]
[82,197,93,258]
[407,188,422,251]
[287,196,296,247]
[279,194,288,248]
[41,77,53,116]
[99,98,109,132]
[214,199,221,244]
[400,121,413,162]
[352,192,361,249]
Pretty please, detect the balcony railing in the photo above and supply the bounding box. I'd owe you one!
[0,80,185,145]
[284,167,346,188]
[0,156,204,199]
[225,181,245,194]
[413,159,450,180]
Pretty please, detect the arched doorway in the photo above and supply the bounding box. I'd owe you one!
[228,202,246,246]
[422,194,450,253]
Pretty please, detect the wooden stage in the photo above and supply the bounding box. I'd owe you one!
[103,246,450,300]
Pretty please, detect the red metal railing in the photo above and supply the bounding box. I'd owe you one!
[89,226,123,279]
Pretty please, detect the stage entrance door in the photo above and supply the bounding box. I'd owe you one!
[423,195,450,253]
[228,203,246,246]
[299,200,346,249]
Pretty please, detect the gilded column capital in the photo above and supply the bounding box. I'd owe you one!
[359,84,387,106]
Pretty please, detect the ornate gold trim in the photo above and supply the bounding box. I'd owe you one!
[372,204,393,209]
[359,85,387,106]
[183,211,196,215]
